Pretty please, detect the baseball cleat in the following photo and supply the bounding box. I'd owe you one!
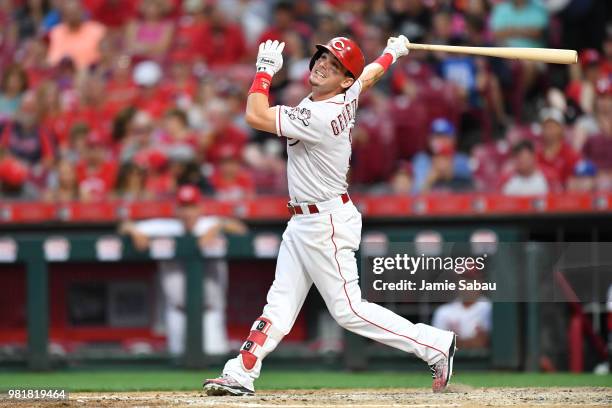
[203,374,254,396]
[430,333,457,393]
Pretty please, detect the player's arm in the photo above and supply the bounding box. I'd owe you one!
[118,221,150,251]
[244,40,285,134]
[358,35,410,94]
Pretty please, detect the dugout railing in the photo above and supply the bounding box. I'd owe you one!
[2,228,528,371]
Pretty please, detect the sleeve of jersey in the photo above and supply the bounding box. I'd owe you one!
[275,105,322,144]
[346,79,363,100]
[134,219,184,237]
[192,216,220,237]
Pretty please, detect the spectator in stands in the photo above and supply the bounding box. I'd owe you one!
[43,158,78,202]
[75,129,117,201]
[13,0,52,40]
[202,99,247,165]
[66,71,117,144]
[124,0,174,60]
[502,140,549,196]
[0,92,55,168]
[137,148,176,200]
[388,161,413,195]
[432,293,492,350]
[199,4,247,68]
[114,162,149,201]
[20,38,51,88]
[582,79,612,183]
[119,110,155,163]
[209,146,255,201]
[536,108,580,187]
[0,64,28,121]
[573,77,612,151]
[491,0,548,120]
[159,108,198,162]
[0,156,38,200]
[490,0,548,49]
[413,118,471,193]
[64,122,89,163]
[567,50,605,116]
[46,0,106,70]
[421,142,473,193]
[567,160,598,193]
[119,185,248,356]
[132,60,169,119]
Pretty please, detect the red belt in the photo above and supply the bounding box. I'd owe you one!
[287,193,350,215]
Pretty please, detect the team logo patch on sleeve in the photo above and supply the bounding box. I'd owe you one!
[284,107,311,126]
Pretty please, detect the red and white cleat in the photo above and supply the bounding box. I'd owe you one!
[430,333,457,393]
[203,374,254,396]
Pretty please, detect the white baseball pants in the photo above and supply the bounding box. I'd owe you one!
[223,203,454,390]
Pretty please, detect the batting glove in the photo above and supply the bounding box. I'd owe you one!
[383,35,410,64]
[256,40,285,76]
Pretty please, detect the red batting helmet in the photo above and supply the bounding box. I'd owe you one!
[309,37,365,79]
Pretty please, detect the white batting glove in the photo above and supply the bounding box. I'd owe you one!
[256,40,285,76]
[383,35,410,64]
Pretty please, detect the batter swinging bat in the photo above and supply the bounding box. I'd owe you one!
[405,42,577,64]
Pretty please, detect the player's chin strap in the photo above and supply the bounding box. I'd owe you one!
[239,317,284,371]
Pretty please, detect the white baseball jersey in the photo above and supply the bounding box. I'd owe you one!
[432,299,492,340]
[275,80,362,203]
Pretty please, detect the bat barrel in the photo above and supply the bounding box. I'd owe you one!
[406,43,578,65]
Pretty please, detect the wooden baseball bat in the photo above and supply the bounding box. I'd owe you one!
[405,42,577,64]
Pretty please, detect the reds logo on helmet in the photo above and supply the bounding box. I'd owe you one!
[309,37,365,79]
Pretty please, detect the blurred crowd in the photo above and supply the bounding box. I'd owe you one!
[0,0,611,202]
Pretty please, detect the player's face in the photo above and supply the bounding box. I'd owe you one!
[309,51,354,93]
[177,204,200,227]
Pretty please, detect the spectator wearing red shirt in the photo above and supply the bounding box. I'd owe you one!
[582,79,612,170]
[350,92,397,187]
[172,0,208,64]
[202,100,247,165]
[20,38,52,89]
[84,0,137,30]
[132,61,171,119]
[135,148,176,200]
[566,49,605,116]
[60,72,118,145]
[536,108,580,186]
[209,146,254,201]
[161,52,198,107]
[0,156,38,200]
[75,130,117,201]
[198,5,247,68]
[582,79,612,190]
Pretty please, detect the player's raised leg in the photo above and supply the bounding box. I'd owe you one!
[302,206,456,391]
[203,234,312,396]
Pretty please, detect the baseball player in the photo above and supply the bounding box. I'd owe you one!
[120,185,247,355]
[204,36,457,395]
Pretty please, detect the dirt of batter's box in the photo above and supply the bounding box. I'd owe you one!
[2,387,610,408]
